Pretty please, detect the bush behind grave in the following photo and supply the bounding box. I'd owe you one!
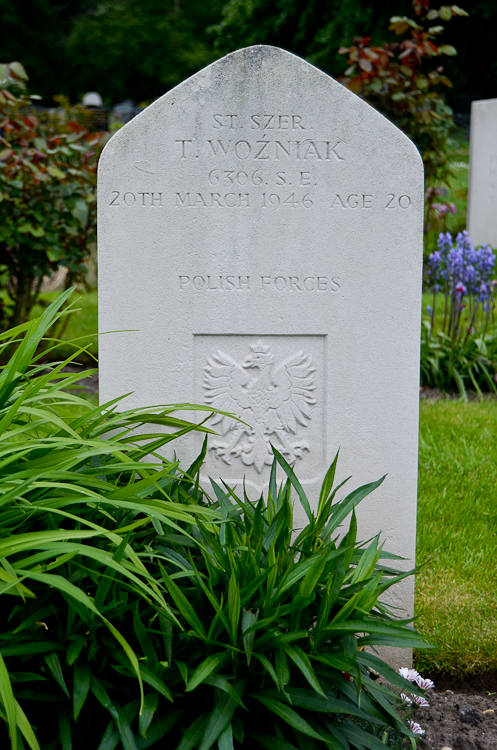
[0,292,431,749]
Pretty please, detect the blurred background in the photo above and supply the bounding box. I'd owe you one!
[1,0,495,109]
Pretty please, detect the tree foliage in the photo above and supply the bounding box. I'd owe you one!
[0,0,495,105]
[210,0,412,78]
[338,2,468,189]
[65,0,225,104]
[0,63,103,329]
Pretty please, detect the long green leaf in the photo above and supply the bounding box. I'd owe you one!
[283,645,326,697]
[176,712,208,750]
[217,723,234,750]
[14,699,41,750]
[185,652,226,692]
[138,693,158,739]
[271,446,312,522]
[326,477,385,535]
[44,653,70,698]
[0,652,17,750]
[73,662,91,721]
[252,694,326,742]
[198,692,237,750]
[160,565,206,637]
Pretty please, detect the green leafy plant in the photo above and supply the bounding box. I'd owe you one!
[0,62,104,330]
[0,289,221,748]
[151,449,432,749]
[338,1,468,192]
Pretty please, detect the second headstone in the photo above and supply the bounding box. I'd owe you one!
[468,98,497,248]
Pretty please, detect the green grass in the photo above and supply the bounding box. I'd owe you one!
[30,288,98,362]
[415,399,497,675]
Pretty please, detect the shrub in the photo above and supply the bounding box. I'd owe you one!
[0,293,431,748]
[0,62,104,330]
[338,1,468,192]
[421,230,497,395]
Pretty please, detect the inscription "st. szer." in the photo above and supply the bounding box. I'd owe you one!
[212,114,307,130]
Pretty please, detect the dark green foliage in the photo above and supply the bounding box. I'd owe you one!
[65,0,225,104]
[1,0,497,105]
[210,0,412,77]
[0,0,225,105]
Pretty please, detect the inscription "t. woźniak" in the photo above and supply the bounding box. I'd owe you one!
[175,139,345,161]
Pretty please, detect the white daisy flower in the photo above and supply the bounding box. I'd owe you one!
[414,695,430,707]
[415,675,435,690]
[399,667,420,682]
[408,720,425,735]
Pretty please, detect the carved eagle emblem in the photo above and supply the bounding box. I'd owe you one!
[203,340,316,473]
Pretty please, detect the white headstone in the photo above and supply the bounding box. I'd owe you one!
[98,46,424,637]
[82,91,103,107]
[468,98,497,248]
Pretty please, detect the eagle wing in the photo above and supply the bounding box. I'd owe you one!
[203,350,250,435]
[272,351,316,433]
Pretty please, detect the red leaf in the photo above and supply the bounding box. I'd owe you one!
[24,115,38,128]
[66,121,86,134]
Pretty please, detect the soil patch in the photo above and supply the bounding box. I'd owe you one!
[420,688,497,749]
[420,386,497,402]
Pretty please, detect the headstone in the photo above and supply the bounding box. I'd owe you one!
[98,46,424,643]
[112,99,140,125]
[83,92,103,107]
[468,98,497,248]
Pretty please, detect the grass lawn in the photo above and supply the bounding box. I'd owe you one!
[415,399,497,675]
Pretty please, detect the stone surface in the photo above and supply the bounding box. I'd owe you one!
[468,98,497,248]
[98,45,424,620]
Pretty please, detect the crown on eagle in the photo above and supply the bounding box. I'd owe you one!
[250,340,270,354]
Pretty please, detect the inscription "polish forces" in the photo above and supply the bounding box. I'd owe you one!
[178,275,340,292]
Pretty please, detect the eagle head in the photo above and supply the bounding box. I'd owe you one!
[243,340,274,370]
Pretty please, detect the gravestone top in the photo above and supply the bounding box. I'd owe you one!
[82,91,103,107]
[98,46,424,648]
[468,98,497,248]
